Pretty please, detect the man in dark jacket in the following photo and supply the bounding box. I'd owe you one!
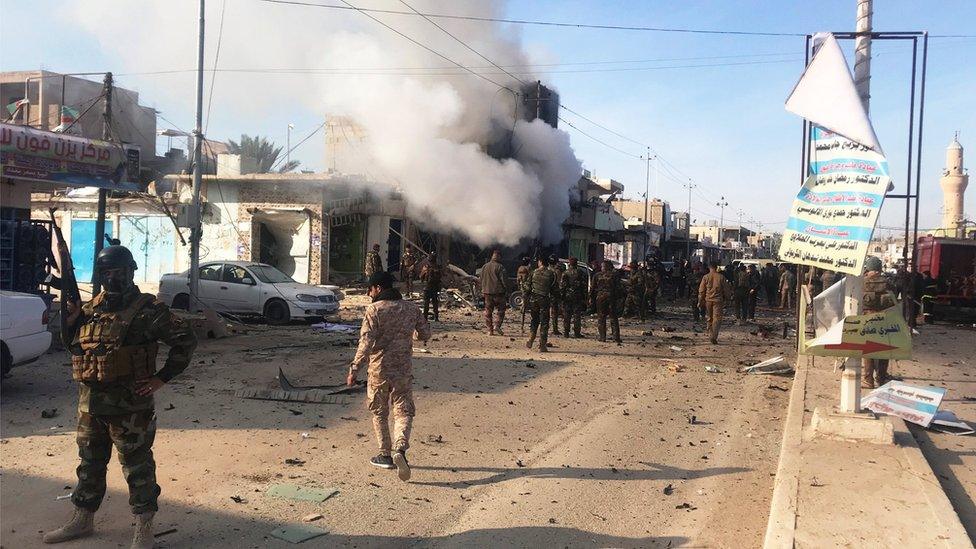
[479,250,508,335]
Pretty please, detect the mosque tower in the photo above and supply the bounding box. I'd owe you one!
[940,133,969,237]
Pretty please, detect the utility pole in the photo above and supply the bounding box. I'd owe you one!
[287,123,295,169]
[188,0,206,306]
[91,72,113,293]
[643,147,651,223]
[716,196,728,250]
[686,180,695,260]
[838,0,872,414]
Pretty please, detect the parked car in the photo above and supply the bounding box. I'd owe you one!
[0,290,52,376]
[158,261,341,325]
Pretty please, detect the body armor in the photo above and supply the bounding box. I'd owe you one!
[71,294,158,382]
[862,274,896,313]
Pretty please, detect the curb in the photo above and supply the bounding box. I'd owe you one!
[763,359,973,549]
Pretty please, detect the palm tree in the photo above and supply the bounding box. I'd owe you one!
[227,134,301,173]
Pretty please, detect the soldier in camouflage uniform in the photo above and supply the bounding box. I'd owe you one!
[523,256,557,352]
[591,260,623,343]
[561,257,589,338]
[516,257,531,288]
[348,271,430,481]
[644,259,662,316]
[862,256,898,389]
[420,253,443,322]
[45,246,196,549]
[687,261,705,322]
[400,246,417,297]
[624,261,646,320]
[364,243,384,280]
[548,256,564,336]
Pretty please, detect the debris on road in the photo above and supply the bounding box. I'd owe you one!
[154,528,178,539]
[266,484,339,503]
[230,495,247,504]
[269,524,328,544]
[704,366,721,373]
[663,483,674,495]
[310,322,358,333]
[669,345,684,352]
[55,493,72,501]
[235,389,350,405]
[303,513,324,522]
[929,410,975,435]
[285,458,306,466]
[739,356,794,375]
[40,408,58,418]
[667,364,685,373]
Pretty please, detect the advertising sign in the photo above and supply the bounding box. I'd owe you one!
[804,305,912,360]
[861,381,946,428]
[0,123,141,191]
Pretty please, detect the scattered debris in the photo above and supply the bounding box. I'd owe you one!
[41,408,58,419]
[55,493,72,501]
[661,327,675,333]
[739,356,794,375]
[675,503,696,510]
[704,366,721,373]
[767,385,789,392]
[235,389,349,405]
[284,458,306,466]
[278,368,345,391]
[663,483,674,495]
[269,524,328,544]
[810,477,824,487]
[427,434,444,444]
[266,484,339,503]
[548,518,557,524]
[929,410,975,435]
[669,345,684,352]
[667,364,685,373]
[288,409,304,416]
[413,348,431,354]
[641,330,654,336]
[154,528,178,539]
[163,403,176,411]
[303,514,324,523]
[310,322,358,333]
[230,495,247,504]
[687,415,698,425]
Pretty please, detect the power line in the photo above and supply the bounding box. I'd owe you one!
[557,114,641,159]
[205,0,228,134]
[269,120,326,171]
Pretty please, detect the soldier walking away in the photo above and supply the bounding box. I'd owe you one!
[46,245,197,549]
[861,256,897,389]
[347,271,430,481]
[549,256,564,336]
[644,258,662,316]
[733,265,750,323]
[420,252,442,322]
[699,261,733,344]
[400,246,417,297]
[365,243,384,280]
[746,264,761,321]
[688,261,705,323]
[624,261,645,320]
[561,257,588,338]
[762,263,779,307]
[591,260,623,344]
[479,250,509,335]
[778,264,796,311]
[523,256,557,352]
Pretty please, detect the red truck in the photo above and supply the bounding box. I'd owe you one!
[915,236,976,321]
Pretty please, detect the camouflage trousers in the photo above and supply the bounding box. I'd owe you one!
[483,293,507,333]
[624,291,645,320]
[562,299,584,337]
[527,294,551,350]
[367,374,415,455]
[72,410,160,515]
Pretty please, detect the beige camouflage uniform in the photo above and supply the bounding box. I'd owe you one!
[350,291,431,456]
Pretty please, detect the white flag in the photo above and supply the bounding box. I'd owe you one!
[785,33,883,154]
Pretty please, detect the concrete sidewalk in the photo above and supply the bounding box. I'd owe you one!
[764,329,974,548]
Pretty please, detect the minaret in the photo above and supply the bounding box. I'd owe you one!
[940,133,968,237]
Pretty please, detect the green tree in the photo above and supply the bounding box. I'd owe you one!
[227,134,301,173]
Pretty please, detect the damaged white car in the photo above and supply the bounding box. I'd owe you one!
[159,261,342,325]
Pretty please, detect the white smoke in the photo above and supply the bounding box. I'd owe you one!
[65,0,582,247]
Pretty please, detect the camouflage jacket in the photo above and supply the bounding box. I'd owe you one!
[548,266,564,299]
[364,250,384,277]
[862,272,897,312]
[560,265,588,303]
[400,251,416,274]
[64,287,197,415]
[627,270,646,294]
[591,269,622,301]
[523,266,557,297]
[645,269,661,292]
[421,263,443,291]
[351,289,431,380]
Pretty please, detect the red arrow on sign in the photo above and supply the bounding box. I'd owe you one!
[824,340,898,354]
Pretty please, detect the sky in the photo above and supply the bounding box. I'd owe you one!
[1,0,973,238]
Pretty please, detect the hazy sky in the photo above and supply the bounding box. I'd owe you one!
[2,0,973,237]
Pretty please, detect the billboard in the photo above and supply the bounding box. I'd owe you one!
[0,123,141,191]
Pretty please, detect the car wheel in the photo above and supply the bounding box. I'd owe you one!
[1,343,11,378]
[264,299,291,325]
[172,293,190,311]
[509,291,524,310]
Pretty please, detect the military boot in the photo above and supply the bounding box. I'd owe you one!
[597,318,607,342]
[43,507,95,544]
[131,512,155,549]
[526,333,535,349]
[861,359,876,389]
[495,311,505,336]
[611,317,622,344]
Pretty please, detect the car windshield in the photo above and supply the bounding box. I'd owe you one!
[247,264,294,283]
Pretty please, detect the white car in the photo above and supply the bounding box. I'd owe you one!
[0,291,52,376]
[158,261,342,325]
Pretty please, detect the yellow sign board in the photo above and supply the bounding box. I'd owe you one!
[802,305,912,360]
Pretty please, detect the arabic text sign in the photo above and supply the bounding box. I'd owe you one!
[804,305,912,360]
[0,123,140,191]
[778,127,889,275]
[861,381,946,427]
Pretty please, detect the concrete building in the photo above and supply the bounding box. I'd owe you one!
[689,222,756,262]
[938,134,969,238]
[565,173,632,263]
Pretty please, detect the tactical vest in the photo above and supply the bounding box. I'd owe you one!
[862,275,895,312]
[528,267,556,297]
[71,294,158,383]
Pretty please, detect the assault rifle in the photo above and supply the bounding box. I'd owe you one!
[49,208,81,320]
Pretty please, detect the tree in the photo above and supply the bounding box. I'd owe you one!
[227,134,301,173]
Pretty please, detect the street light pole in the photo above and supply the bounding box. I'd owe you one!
[287,123,295,169]
[188,0,206,306]
[686,180,695,260]
[716,196,728,249]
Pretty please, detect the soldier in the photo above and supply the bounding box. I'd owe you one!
[687,261,705,323]
[862,256,897,389]
[560,257,588,338]
[624,261,645,320]
[591,260,623,344]
[479,250,509,335]
[347,271,430,481]
[746,264,761,321]
[45,246,197,549]
[733,265,750,322]
[778,264,796,310]
[698,261,733,344]
[516,256,531,288]
[762,263,780,306]
[644,259,662,316]
[549,256,564,336]
[364,243,384,280]
[523,256,557,352]
[400,246,417,297]
[420,252,443,322]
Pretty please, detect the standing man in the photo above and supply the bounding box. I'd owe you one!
[45,246,197,549]
[778,265,796,311]
[733,265,750,323]
[644,259,661,316]
[591,260,623,344]
[420,252,442,322]
[479,250,508,336]
[365,243,384,281]
[523,256,557,352]
[347,271,430,481]
[673,259,688,299]
[746,264,761,321]
[762,263,779,307]
[549,255,564,336]
[400,246,417,297]
[561,257,588,338]
[624,261,645,319]
[861,257,897,389]
[687,261,705,323]
[698,261,733,344]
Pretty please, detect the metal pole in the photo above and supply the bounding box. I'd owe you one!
[189,0,206,304]
[92,72,113,293]
[686,180,693,260]
[901,37,918,320]
[911,33,928,275]
[643,147,650,224]
[840,0,872,414]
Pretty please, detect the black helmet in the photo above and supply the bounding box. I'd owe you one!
[548,254,558,262]
[95,245,137,271]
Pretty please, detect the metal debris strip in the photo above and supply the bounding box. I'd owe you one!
[267,484,339,502]
[269,524,328,544]
[739,356,795,375]
[276,368,366,395]
[234,388,350,404]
